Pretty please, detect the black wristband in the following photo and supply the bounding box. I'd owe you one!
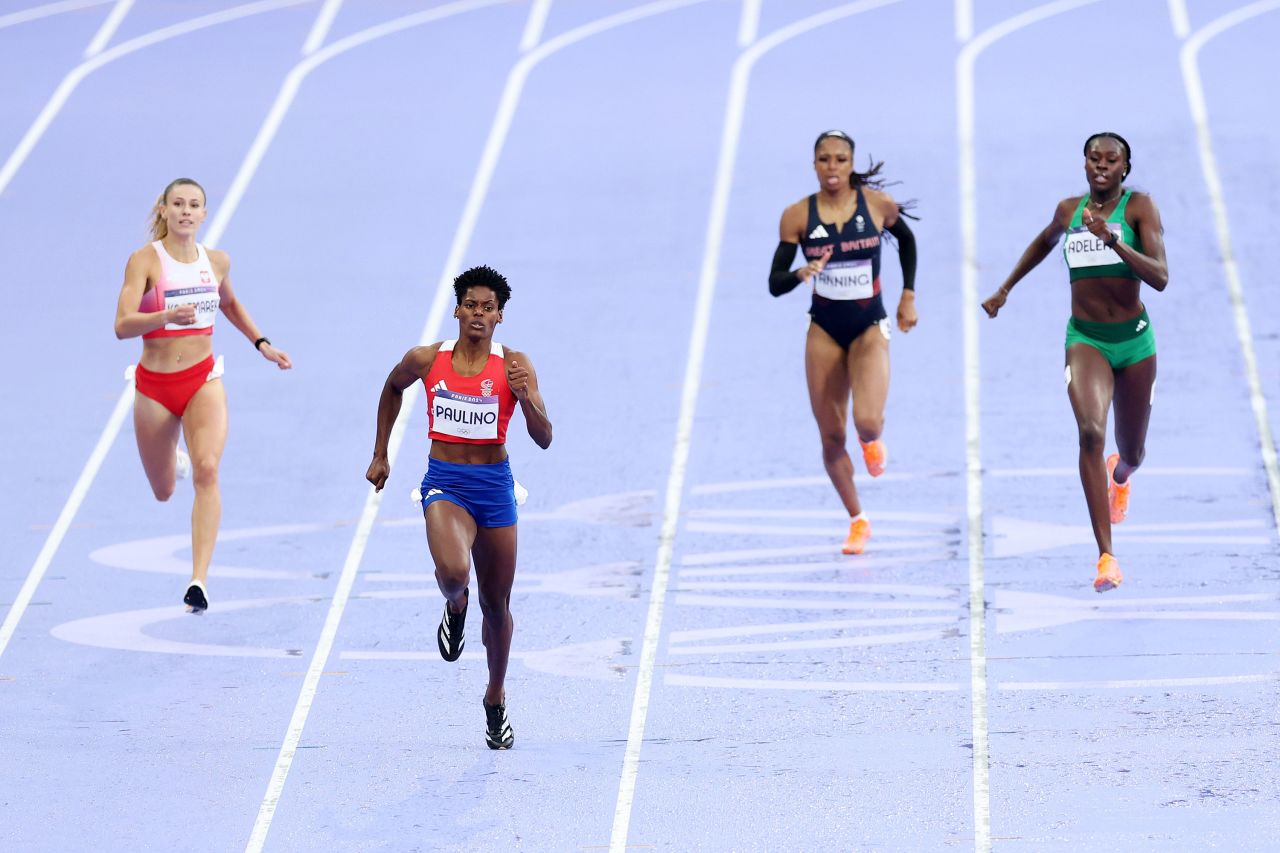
[1104,232,1118,248]
[254,337,270,351]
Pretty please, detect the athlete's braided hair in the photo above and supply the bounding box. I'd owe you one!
[453,265,511,309]
[1083,131,1132,179]
[813,130,918,221]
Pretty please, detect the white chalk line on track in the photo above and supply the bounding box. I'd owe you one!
[301,0,342,55]
[519,0,553,52]
[82,0,130,58]
[1178,0,1280,538]
[608,2,906,851]
[1167,0,1191,39]
[958,2,1104,850]
[0,0,313,197]
[0,0,110,31]
[245,2,721,850]
[0,0,315,667]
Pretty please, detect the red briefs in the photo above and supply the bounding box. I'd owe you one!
[134,355,217,417]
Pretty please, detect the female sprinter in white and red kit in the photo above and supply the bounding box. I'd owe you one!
[366,266,552,750]
[114,177,291,612]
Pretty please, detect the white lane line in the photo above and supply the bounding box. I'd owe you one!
[737,0,761,47]
[0,0,318,670]
[954,0,973,42]
[957,2,1103,849]
[1002,673,1278,690]
[1167,0,1190,38]
[675,594,957,612]
[244,3,713,851]
[613,22,913,851]
[667,674,963,692]
[519,0,553,51]
[670,615,956,643]
[678,580,958,594]
[686,520,950,538]
[82,0,131,57]
[209,0,513,246]
[0,0,313,197]
[1179,0,1280,538]
[688,507,957,521]
[670,629,950,654]
[0,0,109,30]
[0,385,133,663]
[301,0,342,54]
[989,465,1251,477]
[678,553,957,577]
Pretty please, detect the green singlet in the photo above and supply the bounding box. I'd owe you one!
[1062,190,1143,281]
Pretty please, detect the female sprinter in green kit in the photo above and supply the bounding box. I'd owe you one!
[982,132,1168,593]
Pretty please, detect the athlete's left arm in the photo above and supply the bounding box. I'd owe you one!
[876,191,918,332]
[1115,193,1168,291]
[506,350,552,449]
[214,250,293,368]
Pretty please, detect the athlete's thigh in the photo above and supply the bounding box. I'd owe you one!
[804,323,850,431]
[425,500,478,571]
[1112,354,1156,452]
[134,392,182,481]
[847,321,890,420]
[471,525,517,602]
[181,378,228,465]
[1065,343,1114,426]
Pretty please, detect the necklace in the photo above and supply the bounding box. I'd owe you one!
[1090,191,1120,210]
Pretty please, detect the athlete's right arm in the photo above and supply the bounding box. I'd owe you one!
[366,344,438,491]
[113,248,194,338]
[769,202,830,296]
[981,198,1073,318]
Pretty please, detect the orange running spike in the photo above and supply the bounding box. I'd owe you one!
[842,516,871,555]
[1107,453,1130,524]
[860,439,887,478]
[1093,552,1123,593]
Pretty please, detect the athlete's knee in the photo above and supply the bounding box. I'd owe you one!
[1121,446,1145,470]
[1077,419,1106,454]
[477,590,512,626]
[191,456,220,489]
[818,427,847,453]
[853,415,883,443]
[150,480,175,502]
[434,564,468,596]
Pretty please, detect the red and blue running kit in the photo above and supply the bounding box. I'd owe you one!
[421,340,519,527]
[133,241,222,417]
[798,188,889,350]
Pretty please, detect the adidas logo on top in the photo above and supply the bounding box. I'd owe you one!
[431,380,448,392]
[808,224,829,239]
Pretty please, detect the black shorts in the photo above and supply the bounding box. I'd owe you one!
[809,294,888,351]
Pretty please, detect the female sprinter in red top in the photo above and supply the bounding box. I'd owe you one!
[366,265,552,750]
[114,177,291,612]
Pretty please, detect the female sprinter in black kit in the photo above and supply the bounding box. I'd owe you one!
[769,130,918,555]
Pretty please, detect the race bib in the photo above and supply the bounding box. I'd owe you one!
[432,389,499,440]
[812,258,874,300]
[163,286,220,331]
[1063,224,1123,268]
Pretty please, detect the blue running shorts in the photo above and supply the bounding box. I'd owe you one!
[419,457,517,528]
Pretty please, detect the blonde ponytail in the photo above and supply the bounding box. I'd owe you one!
[147,177,206,242]
[148,192,169,241]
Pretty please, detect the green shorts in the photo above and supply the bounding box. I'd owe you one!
[1065,309,1156,369]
